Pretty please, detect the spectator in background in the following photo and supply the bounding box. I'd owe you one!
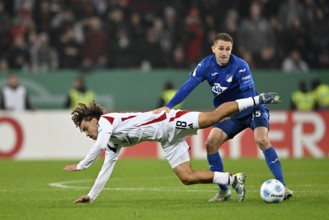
[81,17,108,71]
[277,0,305,29]
[0,0,328,71]
[0,1,11,59]
[129,11,145,45]
[58,27,81,69]
[157,81,183,110]
[7,34,30,70]
[104,8,128,42]
[33,0,54,34]
[150,17,172,66]
[109,27,139,68]
[311,78,329,110]
[255,46,280,69]
[184,6,204,65]
[282,49,309,73]
[238,1,275,64]
[309,7,329,68]
[141,30,165,70]
[64,76,95,109]
[282,16,311,64]
[30,32,59,73]
[169,45,190,69]
[162,6,184,55]
[0,73,34,111]
[291,80,315,111]
[0,58,8,71]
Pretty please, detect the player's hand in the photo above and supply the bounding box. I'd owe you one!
[64,164,78,172]
[152,106,171,114]
[74,195,91,204]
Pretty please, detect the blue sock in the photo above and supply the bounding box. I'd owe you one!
[263,146,285,185]
[207,152,229,191]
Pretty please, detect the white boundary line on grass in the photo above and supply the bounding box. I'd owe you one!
[49,179,215,192]
[48,179,329,193]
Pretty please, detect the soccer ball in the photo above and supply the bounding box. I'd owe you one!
[260,179,285,203]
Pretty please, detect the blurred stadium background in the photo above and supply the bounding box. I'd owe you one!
[1,1,329,219]
[0,0,328,159]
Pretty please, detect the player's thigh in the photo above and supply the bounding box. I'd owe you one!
[162,140,190,168]
[213,117,245,141]
[251,109,271,150]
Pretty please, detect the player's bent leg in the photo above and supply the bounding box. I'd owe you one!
[198,102,239,129]
[173,161,214,185]
[198,93,281,129]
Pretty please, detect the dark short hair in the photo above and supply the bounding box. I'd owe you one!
[213,33,233,45]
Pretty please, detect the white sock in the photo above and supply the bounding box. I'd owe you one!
[213,172,234,185]
[236,96,260,111]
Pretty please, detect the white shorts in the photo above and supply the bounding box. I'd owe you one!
[163,140,191,168]
[161,110,200,168]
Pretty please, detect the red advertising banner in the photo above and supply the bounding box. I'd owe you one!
[120,111,329,159]
[1,111,329,159]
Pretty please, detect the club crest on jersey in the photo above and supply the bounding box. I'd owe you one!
[212,83,227,95]
[226,74,233,82]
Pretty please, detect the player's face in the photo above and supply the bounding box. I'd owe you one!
[211,40,232,65]
[80,118,99,140]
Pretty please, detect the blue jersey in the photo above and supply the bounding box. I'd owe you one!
[166,54,267,119]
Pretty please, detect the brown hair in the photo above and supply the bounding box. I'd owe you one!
[213,33,233,45]
[71,100,104,128]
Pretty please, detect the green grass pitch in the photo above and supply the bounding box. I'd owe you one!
[1,158,328,220]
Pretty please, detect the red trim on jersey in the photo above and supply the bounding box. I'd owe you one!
[138,112,167,127]
[169,110,189,122]
[121,115,137,122]
[103,116,115,125]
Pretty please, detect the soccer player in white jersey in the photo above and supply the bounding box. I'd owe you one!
[64,92,280,203]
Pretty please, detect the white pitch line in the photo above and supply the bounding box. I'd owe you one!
[48,179,329,193]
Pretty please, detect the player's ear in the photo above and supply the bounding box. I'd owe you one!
[91,117,98,124]
[211,44,215,53]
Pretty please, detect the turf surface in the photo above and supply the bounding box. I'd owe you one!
[0,158,328,220]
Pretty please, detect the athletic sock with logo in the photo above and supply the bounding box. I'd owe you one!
[263,146,285,185]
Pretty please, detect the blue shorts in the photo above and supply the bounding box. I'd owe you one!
[214,108,270,139]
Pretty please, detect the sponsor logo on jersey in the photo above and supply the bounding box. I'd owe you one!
[239,68,246,73]
[242,75,251,81]
[212,83,227,95]
[211,72,218,76]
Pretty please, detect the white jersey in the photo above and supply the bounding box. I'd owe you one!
[76,109,200,202]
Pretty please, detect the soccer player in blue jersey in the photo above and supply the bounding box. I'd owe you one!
[154,33,293,202]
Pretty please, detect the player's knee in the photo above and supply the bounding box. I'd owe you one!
[206,140,220,154]
[256,137,270,149]
[179,174,194,185]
